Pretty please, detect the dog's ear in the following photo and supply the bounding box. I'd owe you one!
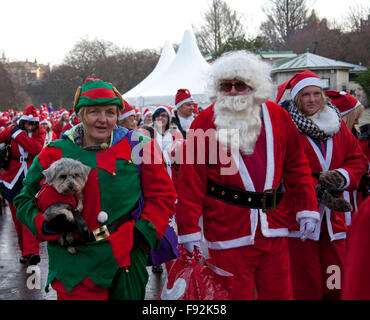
[42,165,57,184]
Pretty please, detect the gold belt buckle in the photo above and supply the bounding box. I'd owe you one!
[93,225,110,241]
[262,188,277,213]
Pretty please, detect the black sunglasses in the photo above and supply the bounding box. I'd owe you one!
[219,81,250,93]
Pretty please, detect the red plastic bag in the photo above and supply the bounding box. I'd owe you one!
[158,247,233,300]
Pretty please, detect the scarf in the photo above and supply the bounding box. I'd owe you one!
[283,98,341,140]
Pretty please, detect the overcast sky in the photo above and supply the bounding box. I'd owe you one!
[0,0,367,66]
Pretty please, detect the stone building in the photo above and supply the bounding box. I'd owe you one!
[269,52,367,104]
[0,55,49,88]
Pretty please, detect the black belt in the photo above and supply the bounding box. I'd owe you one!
[207,178,284,212]
[72,211,133,243]
[12,157,29,162]
[90,214,132,242]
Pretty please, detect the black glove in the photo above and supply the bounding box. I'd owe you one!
[42,215,75,235]
[318,170,346,189]
[11,125,21,134]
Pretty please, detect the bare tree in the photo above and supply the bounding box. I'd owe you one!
[343,4,370,33]
[64,38,120,82]
[260,0,310,47]
[0,63,16,109]
[194,0,245,54]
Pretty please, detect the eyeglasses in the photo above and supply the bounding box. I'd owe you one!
[155,113,168,118]
[27,122,39,126]
[219,81,250,93]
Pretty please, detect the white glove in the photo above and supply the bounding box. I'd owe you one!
[182,241,202,255]
[299,217,316,242]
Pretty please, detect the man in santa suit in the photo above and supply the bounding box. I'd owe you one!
[171,89,196,139]
[176,51,320,300]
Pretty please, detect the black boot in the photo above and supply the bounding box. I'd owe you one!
[152,265,163,273]
[29,254,41,265]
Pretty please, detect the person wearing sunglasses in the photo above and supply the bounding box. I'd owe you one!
[0,104,46,265]
[175,50,320,299]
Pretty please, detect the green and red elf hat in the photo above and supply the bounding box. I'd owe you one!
[73,78,124,114]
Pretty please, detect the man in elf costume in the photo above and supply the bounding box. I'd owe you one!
[14,78,176,300]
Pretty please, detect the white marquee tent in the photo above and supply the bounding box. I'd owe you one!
[123,30,211,109]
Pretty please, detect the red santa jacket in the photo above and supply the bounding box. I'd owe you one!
[287,119,368,241]
[342,197,370,299]
[0,125,46,189]
[176,101,319,250]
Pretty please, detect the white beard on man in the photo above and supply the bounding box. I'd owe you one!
[213,91,262,155]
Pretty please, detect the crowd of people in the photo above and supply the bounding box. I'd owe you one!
[0,50,369,300]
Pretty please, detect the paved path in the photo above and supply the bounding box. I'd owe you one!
[0,205,165,300]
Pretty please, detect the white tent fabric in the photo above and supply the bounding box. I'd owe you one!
[123,30,211,108]
[123,41,176,106]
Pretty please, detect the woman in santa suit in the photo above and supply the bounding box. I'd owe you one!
[276,70,368,300]
[0,104,46,265]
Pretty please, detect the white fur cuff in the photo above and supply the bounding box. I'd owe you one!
[12,129,23,139]
[178,232,202,244]
[296,210,320,222]
[335,168,350,189]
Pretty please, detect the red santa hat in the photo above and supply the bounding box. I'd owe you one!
[276,70,323,103]
[175,89,193,108]
[0,118,7,130]
[135,108,141,116]
[39,114,52,128]
[118,100,136,121]
[142,108,153,121]
[20,104,39,122]
[152,105,172,119]
[325,90,362,116]
[59,108,69,117]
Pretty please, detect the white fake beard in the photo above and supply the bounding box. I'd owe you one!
[213,93,262,155]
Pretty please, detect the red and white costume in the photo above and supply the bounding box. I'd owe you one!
[176,102,319,299]
[276,73,369,300]
[325,90,368,225]
[287,120,367,299]
[342,197,370,299]
[0,125,45,189]
[0,118,45,257]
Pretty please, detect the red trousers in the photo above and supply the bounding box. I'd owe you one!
[9,201,39,256]
[288,230,345,300]
[209,233,292,300]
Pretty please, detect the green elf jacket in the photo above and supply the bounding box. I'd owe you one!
[14,126,176,298]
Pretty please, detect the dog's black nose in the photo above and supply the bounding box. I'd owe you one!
[68,184,74,190]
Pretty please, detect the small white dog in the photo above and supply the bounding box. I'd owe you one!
[41,158,91,254]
